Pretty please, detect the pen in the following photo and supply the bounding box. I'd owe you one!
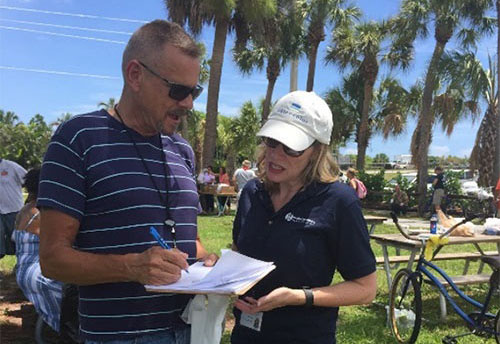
[150,226,189,273]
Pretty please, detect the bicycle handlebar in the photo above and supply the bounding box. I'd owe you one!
[390,212,483,242]
[390,212,415,241]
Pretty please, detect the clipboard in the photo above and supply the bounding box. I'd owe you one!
[145,250,275,295]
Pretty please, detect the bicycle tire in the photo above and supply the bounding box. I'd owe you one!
[495,309,500,344]
[389,269,422,344]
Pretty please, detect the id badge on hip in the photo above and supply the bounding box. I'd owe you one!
[240,311,263,332]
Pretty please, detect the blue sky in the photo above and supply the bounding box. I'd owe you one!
[0,0,496,160]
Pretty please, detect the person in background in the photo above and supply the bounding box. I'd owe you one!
[12,168,63,333]
[432,166,446,213]
[0,158,27,258]
[391,184,409,216]
[218,166,230,185]
[231,91,376,344]
[217,166,231,214]
[37,20,217,344]
[199,166,216,213]
[232,160,256,199]
[346,168,359,192]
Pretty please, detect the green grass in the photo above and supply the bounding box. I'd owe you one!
[2,214,498,343]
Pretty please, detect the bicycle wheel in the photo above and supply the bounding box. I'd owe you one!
[389,269,422,344]
[495,309,500,344]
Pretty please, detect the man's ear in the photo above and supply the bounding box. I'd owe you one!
[125,60,142,92]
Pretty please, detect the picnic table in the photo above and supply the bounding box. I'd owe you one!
[364,215,388,234]
[371,232,500,319]
[199,186,237,216]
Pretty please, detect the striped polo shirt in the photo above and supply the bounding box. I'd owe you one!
[37,110,199,341]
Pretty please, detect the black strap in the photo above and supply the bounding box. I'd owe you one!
[113,105,175,235]
[303,288,314,308]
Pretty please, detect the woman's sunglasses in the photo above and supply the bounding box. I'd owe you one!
[138,61,204,101]
[262,137,308,157]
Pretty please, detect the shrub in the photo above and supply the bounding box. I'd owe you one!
[358,169,386,202]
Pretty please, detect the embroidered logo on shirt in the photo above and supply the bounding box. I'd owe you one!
[284,212,315,226]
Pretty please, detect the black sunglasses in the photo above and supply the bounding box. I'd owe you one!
[262,137,308,157]
[138,61,203,101]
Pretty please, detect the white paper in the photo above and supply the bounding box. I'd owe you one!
[145,250,275,295]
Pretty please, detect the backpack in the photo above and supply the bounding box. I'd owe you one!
[355,179,367,199]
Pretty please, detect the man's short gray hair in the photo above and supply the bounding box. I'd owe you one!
[122,20,200,76]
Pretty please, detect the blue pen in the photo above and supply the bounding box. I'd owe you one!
[150,226,189,273]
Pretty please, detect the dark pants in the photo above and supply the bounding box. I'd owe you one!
[391,203,407,216]
[0,212,17,258]
[201,194,214,213]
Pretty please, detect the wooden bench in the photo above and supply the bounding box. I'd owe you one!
[423,274,492,320]
[376,251,498,274]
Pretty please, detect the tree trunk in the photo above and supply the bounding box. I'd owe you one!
[356,80,373,170]
[495,0,500,185]
[290,58,298,91]
[306,40,320,92]
[475,105,498,187]
[202,18,229,168]
[262,57,280,122]
[415,41,446,216]
[356,59,378,171]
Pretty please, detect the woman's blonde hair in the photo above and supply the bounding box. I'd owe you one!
[256,142,339,193]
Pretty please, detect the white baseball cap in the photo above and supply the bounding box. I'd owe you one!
[257,91,333,151]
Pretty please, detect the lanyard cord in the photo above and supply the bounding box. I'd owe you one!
[113,105,178,245]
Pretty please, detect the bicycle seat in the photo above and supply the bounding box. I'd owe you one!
[480,255,500,270]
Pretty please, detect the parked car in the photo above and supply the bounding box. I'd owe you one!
[385,172,434,192]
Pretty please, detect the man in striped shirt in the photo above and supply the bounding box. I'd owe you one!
[38,20,216,343]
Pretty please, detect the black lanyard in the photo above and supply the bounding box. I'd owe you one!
[113,106,178,247]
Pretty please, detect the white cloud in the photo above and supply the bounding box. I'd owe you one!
[429,145,450,157]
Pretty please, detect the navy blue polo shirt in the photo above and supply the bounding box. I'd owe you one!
[231,179,376,344]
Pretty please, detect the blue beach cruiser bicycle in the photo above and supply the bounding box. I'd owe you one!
[388,213,500,344]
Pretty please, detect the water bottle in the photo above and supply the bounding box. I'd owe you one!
[430,214,438,234]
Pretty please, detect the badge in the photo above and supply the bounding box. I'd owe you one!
[240,311,263,332]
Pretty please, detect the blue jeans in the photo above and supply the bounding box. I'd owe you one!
[85,327,190,344]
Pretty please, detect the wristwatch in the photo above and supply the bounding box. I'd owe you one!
[302,287,314,308]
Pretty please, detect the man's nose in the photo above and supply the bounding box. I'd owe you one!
[177,94,194,109]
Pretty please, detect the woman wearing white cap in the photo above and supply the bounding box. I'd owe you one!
[231,91,377,344]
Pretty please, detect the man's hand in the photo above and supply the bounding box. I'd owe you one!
[126,246,189,285]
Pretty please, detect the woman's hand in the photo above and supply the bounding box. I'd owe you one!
[234,287,304,314]
[200,253,219,267]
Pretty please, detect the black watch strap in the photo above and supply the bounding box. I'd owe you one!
[303,288,314,308]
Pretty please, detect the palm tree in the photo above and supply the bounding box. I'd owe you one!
[439,51,498,187]
[165,0,275,167]
[325,72,419,154]
[98,97,116,110]
[50,113,73,130]
[234,0,303,122]
[304,0,360,91]
[326,19,410,170]
[391,0,495,215]
[324,72,363,148]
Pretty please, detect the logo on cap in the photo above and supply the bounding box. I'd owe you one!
[291,102,301,110]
